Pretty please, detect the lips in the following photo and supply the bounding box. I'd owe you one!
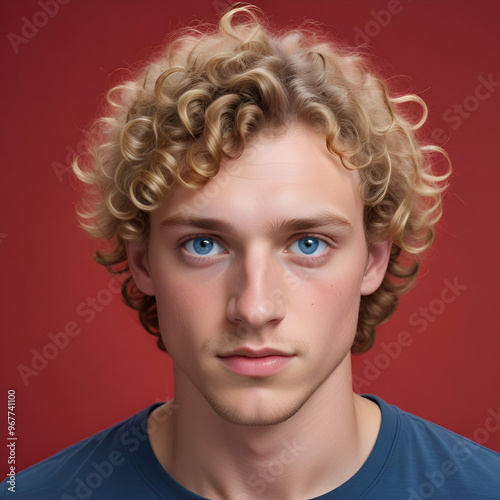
[218,347,295,377]
[219,346,292,357]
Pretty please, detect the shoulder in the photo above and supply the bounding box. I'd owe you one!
[367,395,500,499]
[393,399,499,463]
[0,404,164,500]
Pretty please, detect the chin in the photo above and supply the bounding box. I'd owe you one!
[205,389,310,427]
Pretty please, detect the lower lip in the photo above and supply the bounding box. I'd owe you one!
[218,355,295,377]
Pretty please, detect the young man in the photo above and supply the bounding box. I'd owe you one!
[3,4,499,499]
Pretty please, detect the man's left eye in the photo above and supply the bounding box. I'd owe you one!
[287,237,328,256]
[183,237,227,256]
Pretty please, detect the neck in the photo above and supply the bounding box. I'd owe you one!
[148,355,381,500]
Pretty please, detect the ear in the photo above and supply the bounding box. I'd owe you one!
[360,239,392,296]
[125,240,156,296]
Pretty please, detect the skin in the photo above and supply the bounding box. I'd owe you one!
[127,125,391,499]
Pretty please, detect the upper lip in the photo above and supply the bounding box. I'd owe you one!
[218,347,293,358]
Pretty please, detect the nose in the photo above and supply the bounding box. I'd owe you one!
[226,250,286,331]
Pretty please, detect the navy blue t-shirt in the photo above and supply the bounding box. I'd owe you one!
[2,395,500,499]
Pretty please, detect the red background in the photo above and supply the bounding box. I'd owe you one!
[1,0,499,473]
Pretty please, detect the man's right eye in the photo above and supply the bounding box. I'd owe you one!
[183,237,227,256]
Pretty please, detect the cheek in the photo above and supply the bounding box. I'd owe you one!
[152,272,224,352]
[298,268,364,338]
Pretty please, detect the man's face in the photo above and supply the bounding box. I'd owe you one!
[130,125,389,426]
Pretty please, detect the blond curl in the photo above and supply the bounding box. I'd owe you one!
[74,3,451,354]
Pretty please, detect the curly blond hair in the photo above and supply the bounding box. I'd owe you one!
[74,3,450,354]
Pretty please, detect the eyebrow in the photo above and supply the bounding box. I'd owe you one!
[160,215,238,236]
[269,211,352,233]
[160,210,352,235]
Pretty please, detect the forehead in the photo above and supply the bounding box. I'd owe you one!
[153,126,363,227]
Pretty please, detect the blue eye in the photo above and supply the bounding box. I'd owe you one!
[288,237,327,256]
[183,237,226,256]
